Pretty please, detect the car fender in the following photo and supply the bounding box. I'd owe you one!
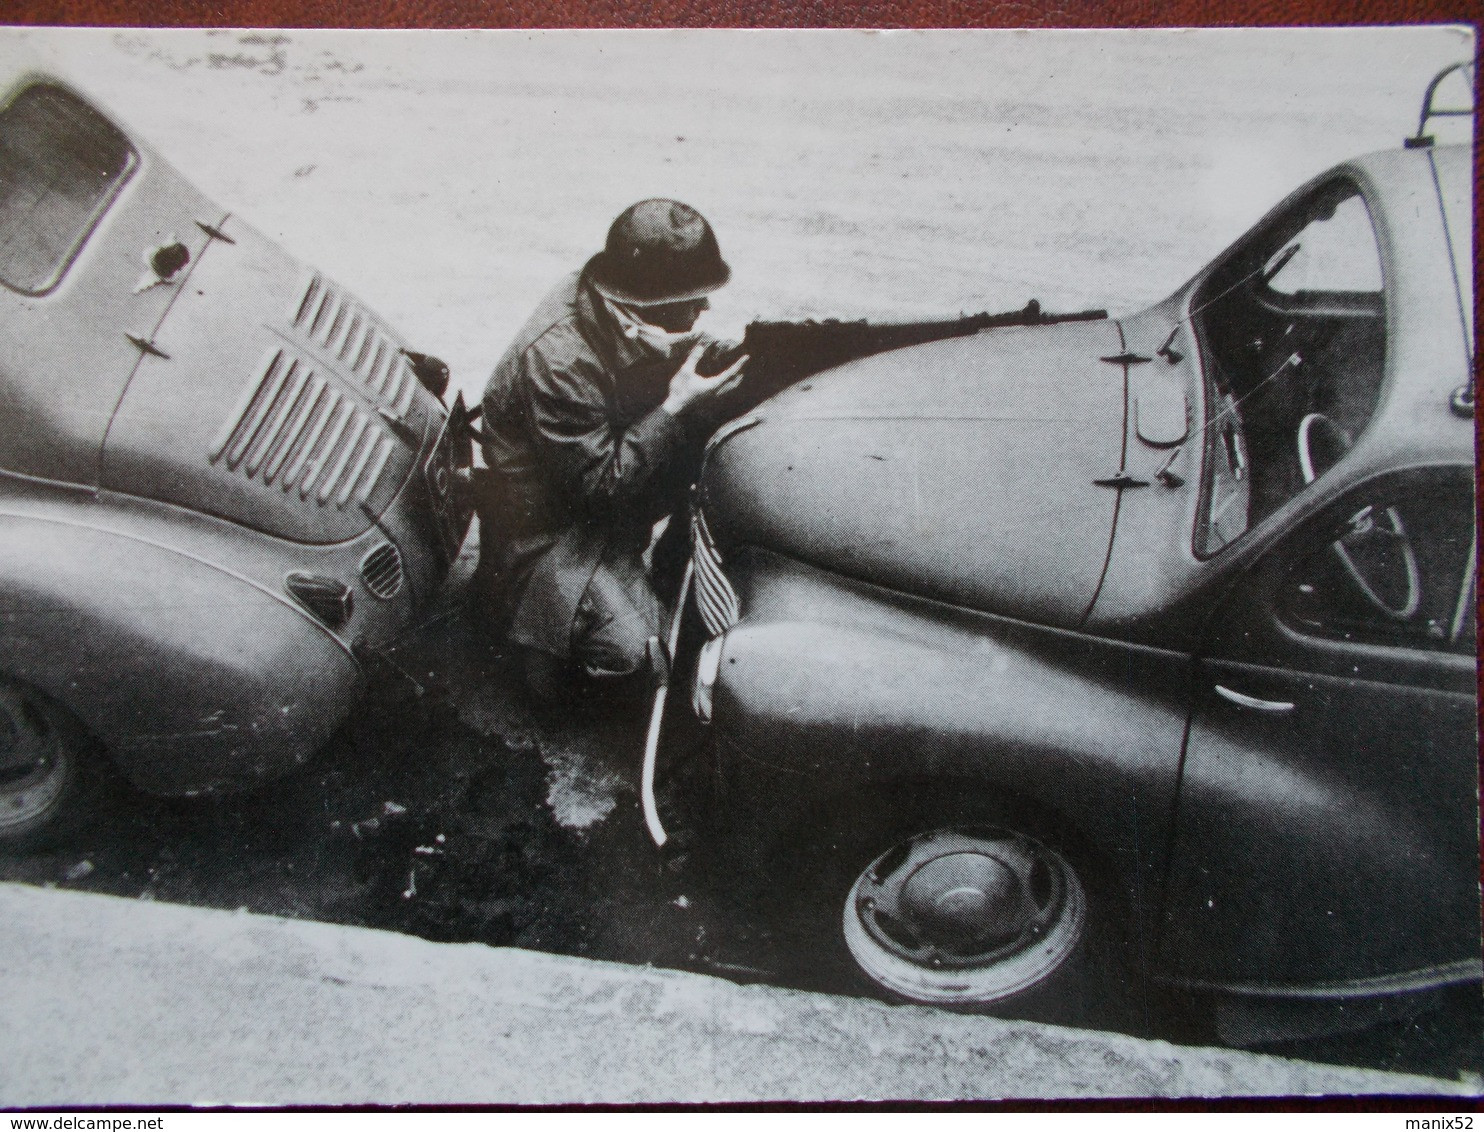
[703,554,1192,929]
[0,510,361,795]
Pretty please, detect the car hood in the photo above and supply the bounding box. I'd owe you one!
[701,319,1128,628]
[103,215,437,544]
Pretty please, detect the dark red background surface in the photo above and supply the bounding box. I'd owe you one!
[0,0,1479,27]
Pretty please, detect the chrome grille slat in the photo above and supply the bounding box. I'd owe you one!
[383,357,403,402]
[335,305,360,357]
[244,363,306,478]
[225,353,292,470]
[374,337,396,391]
[294,276,322,326]
[386,354,406,401]
[390,360,414,414]
[324,303,348,353]
[284,387,342,492]
[357,436,394,505]
[340,314,365,362]
[210,350,282,462]
[308,288,335,337]
[360,339,381,391]
[300,401,355,498]
[266,377,327,485]
[337,426,381,508]
[356,332,378,385]
[319,417,371,504]
[369,341,394,396]
[351,329,375,376]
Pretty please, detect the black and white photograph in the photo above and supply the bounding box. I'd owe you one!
[0,24,1477,1106]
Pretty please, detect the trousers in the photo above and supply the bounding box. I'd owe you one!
[569,541,666,678]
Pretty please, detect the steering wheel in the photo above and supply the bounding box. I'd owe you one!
[1297,412,1421,621]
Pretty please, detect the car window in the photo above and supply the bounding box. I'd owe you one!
[0,82,137,295]
[1278,466,1475,656]
[1193,179,1387,557]
[1261,194,1383,295]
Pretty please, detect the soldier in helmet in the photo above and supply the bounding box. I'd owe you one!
[478,199,747,699]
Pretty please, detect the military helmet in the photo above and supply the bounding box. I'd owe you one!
[584,199,731,306]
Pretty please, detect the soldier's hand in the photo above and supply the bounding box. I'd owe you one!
[663,342,748,416]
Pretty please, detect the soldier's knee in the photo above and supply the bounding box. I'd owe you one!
[572,570,665,679]
[573,624,651,680]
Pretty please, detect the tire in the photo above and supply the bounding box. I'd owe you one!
[841,824,1087,1008]
[760,783,1137,1028]
[0,680,105,851]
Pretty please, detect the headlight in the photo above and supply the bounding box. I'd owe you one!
[691,634,726,723]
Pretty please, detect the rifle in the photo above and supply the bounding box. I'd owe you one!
[706,299,1108,412]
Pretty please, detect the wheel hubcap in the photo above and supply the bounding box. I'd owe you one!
[899,851,1031,946]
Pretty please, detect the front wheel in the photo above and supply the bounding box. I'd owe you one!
[752,786,1137,1028]
[842,825,1087,1007]
[0,681,103,850]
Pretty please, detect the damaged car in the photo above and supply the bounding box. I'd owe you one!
[648,62,1479,1041]
[0,68,473,845]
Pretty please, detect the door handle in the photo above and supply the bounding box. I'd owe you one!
[1214,684,1296,712]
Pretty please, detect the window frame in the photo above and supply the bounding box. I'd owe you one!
[1189,175,1389,562]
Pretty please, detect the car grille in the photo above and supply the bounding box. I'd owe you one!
[691,505,740,637]
[211,350,397,510]
[360,541,404,600]
[292,273,416,418]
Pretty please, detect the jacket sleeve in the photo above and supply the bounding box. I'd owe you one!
[521,346,688,515]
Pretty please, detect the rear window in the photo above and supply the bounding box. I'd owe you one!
[0,82,137,295]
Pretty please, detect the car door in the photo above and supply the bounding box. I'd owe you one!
[1158,464,1479,992]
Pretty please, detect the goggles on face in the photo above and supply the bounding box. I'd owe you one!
[603,296,705,356]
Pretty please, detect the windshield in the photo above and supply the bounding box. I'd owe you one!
[1191,178,1387,557]
[0,82,137,295]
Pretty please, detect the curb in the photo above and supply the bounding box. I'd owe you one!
[0,883,1470,1105]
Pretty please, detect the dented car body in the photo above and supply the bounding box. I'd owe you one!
[0,72,471,841]
[661,73,1479,1033]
